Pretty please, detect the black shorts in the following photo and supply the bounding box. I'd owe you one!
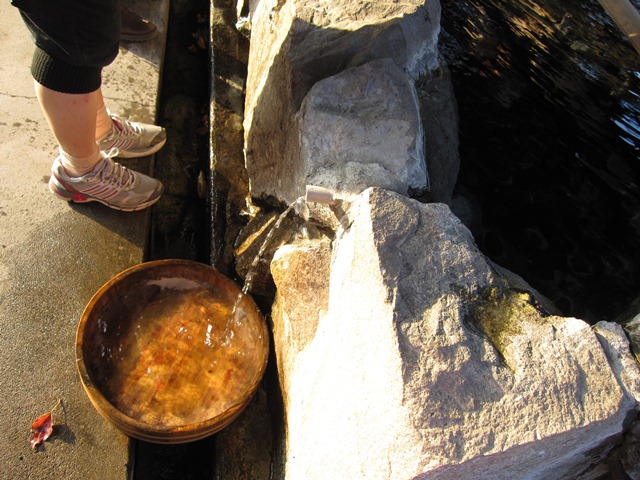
[12,0,121,93]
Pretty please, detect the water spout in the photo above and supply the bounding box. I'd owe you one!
[305,185,340,205]
[305,184,353,232]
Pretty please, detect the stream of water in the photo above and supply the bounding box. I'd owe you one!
[440,0,640,323]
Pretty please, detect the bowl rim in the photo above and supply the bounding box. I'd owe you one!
[75,259,269,441]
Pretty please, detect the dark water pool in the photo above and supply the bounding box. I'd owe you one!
[440,0,640,323]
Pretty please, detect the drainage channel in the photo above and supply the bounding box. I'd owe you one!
[130,0,218,478]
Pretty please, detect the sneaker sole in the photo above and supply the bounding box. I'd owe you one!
[109,137,167,159]
[49,174,162,212]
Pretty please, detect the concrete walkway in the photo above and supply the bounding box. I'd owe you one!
[0,1,169,478]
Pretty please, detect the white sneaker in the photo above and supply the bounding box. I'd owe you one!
[97,113,166,158]
[49,151,163,211]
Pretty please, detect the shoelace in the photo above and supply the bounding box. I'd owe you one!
[94,150,135,190]
[109,113,143,137]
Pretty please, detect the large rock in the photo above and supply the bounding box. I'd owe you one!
[244,0,441,205]
[299,59,428,200]
[271,236,332,394]
[593,321,640,405]
[270,187,639,480]
[625,313,640,363]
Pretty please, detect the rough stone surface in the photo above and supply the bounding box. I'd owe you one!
[593,321,640,405]
[236,0,261,21]
[271,237,332,394]
[625,313,640,363]
[233,205,330,299]
[298,59,428,199]
[234,209,297,299]
[244,0,441,205]
[270,187,638,480]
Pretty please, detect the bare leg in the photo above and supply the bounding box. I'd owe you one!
[34,80,103,176]
[94,92,113,141]
[34,80,101,158]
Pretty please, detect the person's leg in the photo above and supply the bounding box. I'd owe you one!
[36,81,164,211]
[94,92,113,142]
[35,64,166,165]
[35,81,102,175]
[15,1,164,210]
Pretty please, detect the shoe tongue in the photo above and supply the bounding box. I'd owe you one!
[89,157,109,177]
[112,119,124,133]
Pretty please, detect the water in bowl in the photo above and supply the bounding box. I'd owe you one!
[88,276,264,428]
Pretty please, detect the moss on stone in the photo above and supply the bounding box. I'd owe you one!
[466,287,546,363]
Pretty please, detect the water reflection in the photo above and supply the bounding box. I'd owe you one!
[441,0,640,323]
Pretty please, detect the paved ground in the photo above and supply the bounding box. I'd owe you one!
[0,1,169,478]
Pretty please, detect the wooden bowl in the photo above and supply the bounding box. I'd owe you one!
[75,259,269,444]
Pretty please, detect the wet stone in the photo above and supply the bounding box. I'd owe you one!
[233,209,303,300]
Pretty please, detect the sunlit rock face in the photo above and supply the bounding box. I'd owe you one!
[243,0,440,205]
[298,58,428,199]
[229,1,640,478]
[270,187,639,480]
